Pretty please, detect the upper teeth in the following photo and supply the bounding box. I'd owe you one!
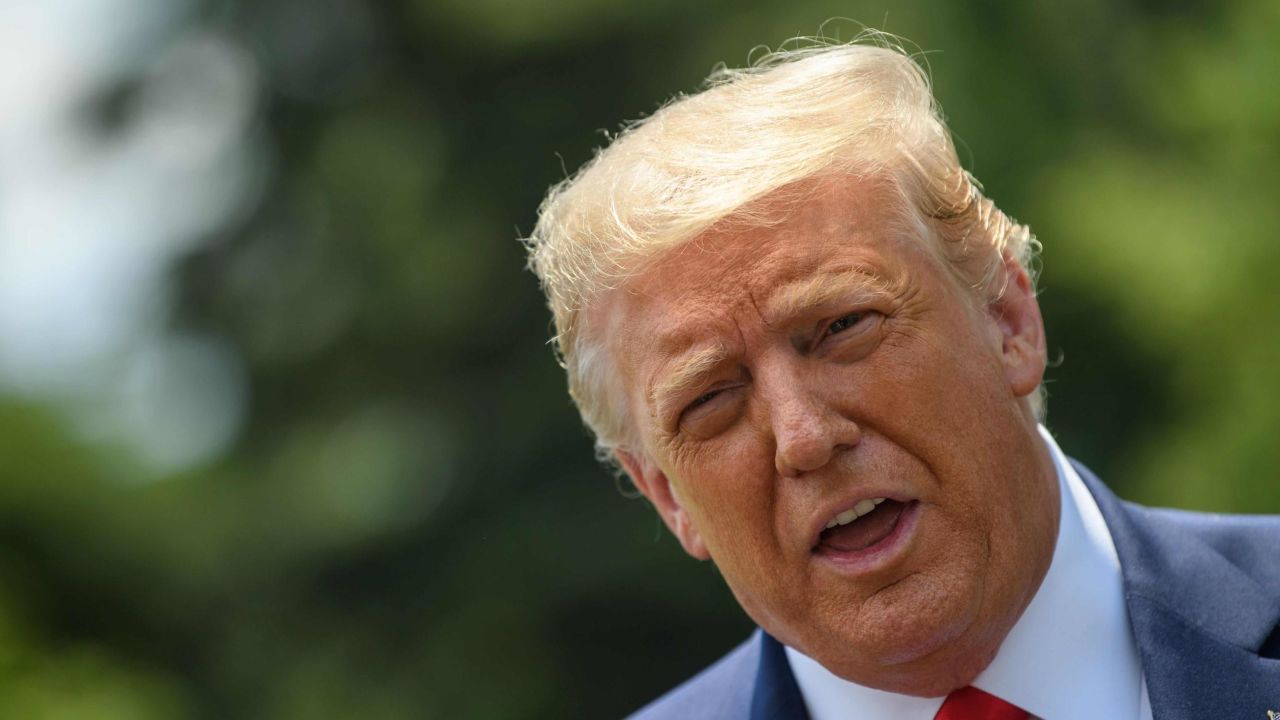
[825,498,887,529]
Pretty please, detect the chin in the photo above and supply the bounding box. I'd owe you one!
[823,628,999,697]
[805,587,997,695]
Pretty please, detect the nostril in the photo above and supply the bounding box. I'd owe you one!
[833,441,858,456]
[775,427,861,478]
[764,377,861,476]
[775,430,834,476]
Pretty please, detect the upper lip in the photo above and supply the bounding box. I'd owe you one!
[808,490,914,549]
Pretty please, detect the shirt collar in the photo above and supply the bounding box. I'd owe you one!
[786,425,1146,720]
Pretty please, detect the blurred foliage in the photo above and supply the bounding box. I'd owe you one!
[2,0,1278,717]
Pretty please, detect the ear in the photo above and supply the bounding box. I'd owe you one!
[615,449,710,561]
[987,253,1047,399]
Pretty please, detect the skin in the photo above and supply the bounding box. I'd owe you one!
[595,174,1060,695]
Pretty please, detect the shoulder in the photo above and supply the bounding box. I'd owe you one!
[1074,459,1280,592]
[1125,501,1280,591]
[626,633,760,720]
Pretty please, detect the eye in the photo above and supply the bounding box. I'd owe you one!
[813,310,883,357]
[678,385,743,439]
[686,389,721,412]
[827,312,865,336]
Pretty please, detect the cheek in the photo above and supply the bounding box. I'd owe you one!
[870,322,1014,463]
[674,436,796,582]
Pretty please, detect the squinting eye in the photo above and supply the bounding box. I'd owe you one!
[828,312,864,335]
[687,389,720,411]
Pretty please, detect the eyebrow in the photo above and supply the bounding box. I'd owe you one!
[763,266,895,323]
[644,266,896,420]
[648,343,732,420]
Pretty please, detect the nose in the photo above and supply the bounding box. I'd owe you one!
[767,371,862,478]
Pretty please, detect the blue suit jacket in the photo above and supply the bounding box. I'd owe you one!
[629,462,1280,719]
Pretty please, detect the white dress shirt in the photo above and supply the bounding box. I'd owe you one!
[786,426,1154,720]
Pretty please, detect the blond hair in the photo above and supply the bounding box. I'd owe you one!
[525,35,1040,457]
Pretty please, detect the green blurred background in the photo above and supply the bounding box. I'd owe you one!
[0,0,1277,717]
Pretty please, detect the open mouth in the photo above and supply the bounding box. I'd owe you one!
[815,499,912,554]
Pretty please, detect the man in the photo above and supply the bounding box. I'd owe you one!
[525,38,1280,719]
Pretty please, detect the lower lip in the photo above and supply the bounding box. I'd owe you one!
[812,500,921,574]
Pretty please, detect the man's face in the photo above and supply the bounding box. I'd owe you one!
[599,175,1058,694]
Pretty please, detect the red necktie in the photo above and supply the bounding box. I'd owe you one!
[933,686,1030,720]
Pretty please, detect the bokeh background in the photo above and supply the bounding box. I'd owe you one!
[1,0,1277,717]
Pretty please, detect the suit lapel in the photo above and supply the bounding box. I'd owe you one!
[750,631,809,720]
[1075,462,1280,719]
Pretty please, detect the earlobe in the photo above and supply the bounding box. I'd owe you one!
[988,254,1047,398]
[615,450,711,561]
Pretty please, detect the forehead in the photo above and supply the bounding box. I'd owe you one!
[598,176,926,343]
